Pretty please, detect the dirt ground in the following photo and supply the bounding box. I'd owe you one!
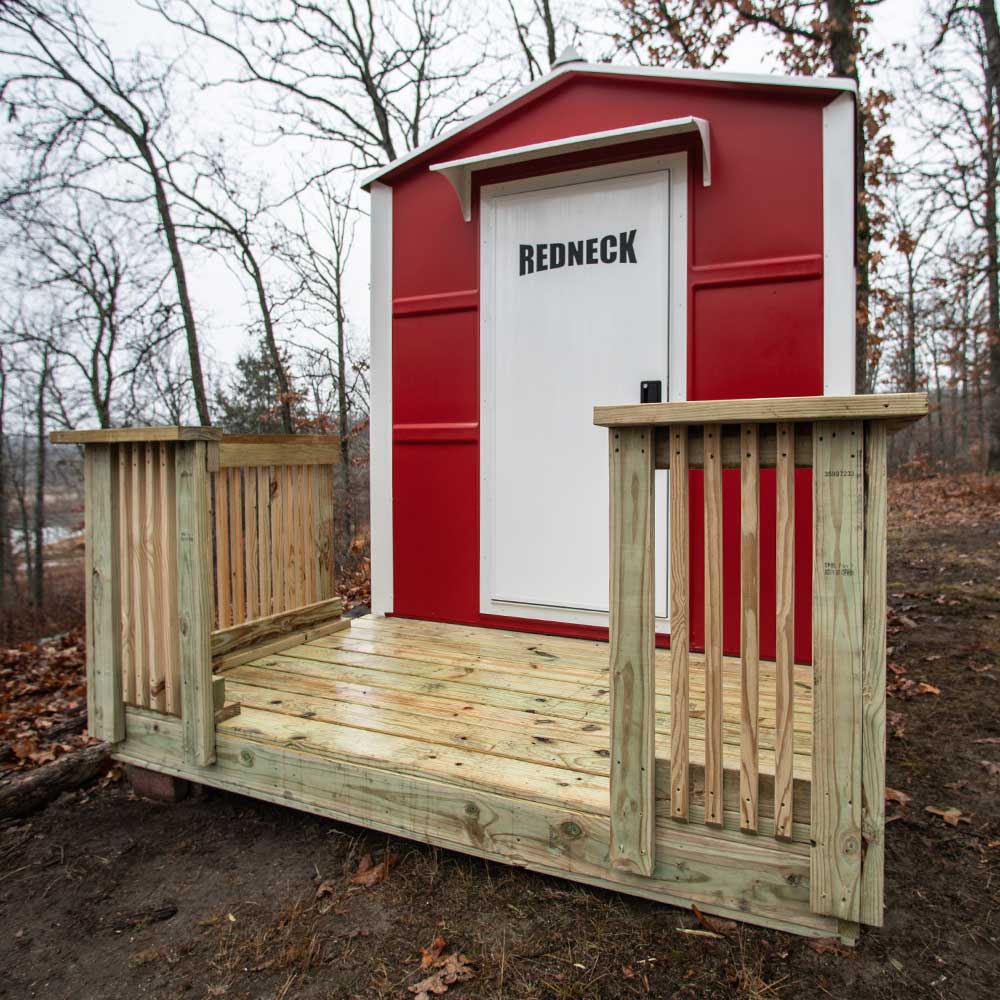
[1,476,998,1000]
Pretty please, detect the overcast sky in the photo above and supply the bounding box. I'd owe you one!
[94,0,928,383]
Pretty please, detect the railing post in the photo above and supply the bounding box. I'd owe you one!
[608,426,656,876]
[84,444,124,743]
[176,440,216,766]
[810,420,864,922]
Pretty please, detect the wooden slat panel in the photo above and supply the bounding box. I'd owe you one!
[176,441,216,766]
[214,470,231,629]
[608,427,656,876]
[811,420,864,921]
[130,444,148,708]
[703,424,724,827]
[258,466,273,617]
[228,468,246,625]
[85,446,124,742]
[245,468,260,621]
[159,444,180,715]
[118,446,134,705]
[774,422,796,840]
[860,422,888,926]
[669,426,690,821]
[218,437,340,468]
[740,423,760,832]
[282,465,295,612]
[298,466,312,606]
[313,464,335,602]
[655,424,813,470]
[145,444,166,712]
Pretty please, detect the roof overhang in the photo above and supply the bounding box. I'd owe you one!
[429,116,710,222]
[362,62,855,193]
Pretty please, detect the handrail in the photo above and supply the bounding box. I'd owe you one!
[599,393,927,930]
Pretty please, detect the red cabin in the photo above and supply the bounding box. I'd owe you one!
[364,55,856,662]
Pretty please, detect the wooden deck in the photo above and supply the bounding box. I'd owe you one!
[116,615,834,939]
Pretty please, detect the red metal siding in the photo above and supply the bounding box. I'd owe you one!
[388,71,836,662]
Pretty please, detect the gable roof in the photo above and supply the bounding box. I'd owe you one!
[362,61,857,191]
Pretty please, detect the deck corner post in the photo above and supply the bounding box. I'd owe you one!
[175,440,216,767]
[608,425,656,877]
[810,419,864,922]
[85,444,125,744]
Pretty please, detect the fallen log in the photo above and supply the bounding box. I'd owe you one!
[0,742,110,820]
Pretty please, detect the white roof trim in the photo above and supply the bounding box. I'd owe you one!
[361,62,856,191]
[429,117,710,222]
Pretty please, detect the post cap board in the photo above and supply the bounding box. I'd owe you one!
[593,393,929,428]
[50,426,224,445]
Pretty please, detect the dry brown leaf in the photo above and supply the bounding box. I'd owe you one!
[409,952,475,999]
[807,937,850,956]
[349,851,399,888]
[973,737,1000,745]
[420,935,448,970]
[925,806,969,827]
[915,682,941,696]
[979,760,1000,777]
[691,904,737,937]
[885,787,912,806]
[315,879,337,899]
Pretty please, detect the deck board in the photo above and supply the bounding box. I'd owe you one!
[220,616,814,791]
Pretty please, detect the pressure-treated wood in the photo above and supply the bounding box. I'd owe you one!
[860,422,888,926]
[117,447,135,705]
[669,426,690,821]
[210,596,345,661]
[655,423,813,469]
[84,446,124,743]
[774,422,796,840]
[740,423,760,832]
[217,435,341,468]
[52,426,223,444]
[176,441,215,767]
[214,471,232,629]
[810,421,864,921]
[608,427,656,876]
[595,392,928,428]
[703,424,724,827]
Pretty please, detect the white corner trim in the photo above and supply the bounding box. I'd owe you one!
[369,182,394,616]
[822,92,856,395]
[362,63,855,192]
[430,117,710,222]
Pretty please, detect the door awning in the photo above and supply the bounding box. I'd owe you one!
[429,116,711,222]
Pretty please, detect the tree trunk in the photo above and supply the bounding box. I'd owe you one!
[248,256,294,434]
[335,304,352,555]
[32,358,47,611]
[141,142,211,426]
[982,69,1000,471]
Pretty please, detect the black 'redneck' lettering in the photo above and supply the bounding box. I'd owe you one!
[518,229,638,275]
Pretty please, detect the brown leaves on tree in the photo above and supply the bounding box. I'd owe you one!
[0,631,91,774]
[409,936,474,999]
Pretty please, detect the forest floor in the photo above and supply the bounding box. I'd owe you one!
[0,475,998,1000]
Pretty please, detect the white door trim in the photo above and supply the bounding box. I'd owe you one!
[479,153,689,628]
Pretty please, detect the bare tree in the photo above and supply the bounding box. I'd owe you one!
[150,0,502,170]
[613,0,892,393]
[0,0,212,423]
[507,0,575,79]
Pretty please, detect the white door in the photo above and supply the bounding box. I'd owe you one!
[482,167,670,626]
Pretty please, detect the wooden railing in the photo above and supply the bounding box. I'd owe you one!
[596,393,927,929]
[51,427,344,769]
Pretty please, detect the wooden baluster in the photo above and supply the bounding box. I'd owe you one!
[118,445,135,705]
[608,427,656,876]
[313,464,335,602]
[740,423,760,832]
[145,443,165,712]
[283,465,297,610]
[297,465,310,606]
[774,422,796,839]
[158,443,180,715]
[703,423,723,827]
[228,467,245,624]
[130,444,148,707]
[860,421,888,926]
[245,467,260,620]
[811,421,864,922]
[272,467,286,614]
[258,466,273,616]
[214,470,231,628]
[669,425,690,821]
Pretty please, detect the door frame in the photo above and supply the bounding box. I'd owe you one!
[479,152,689,628]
